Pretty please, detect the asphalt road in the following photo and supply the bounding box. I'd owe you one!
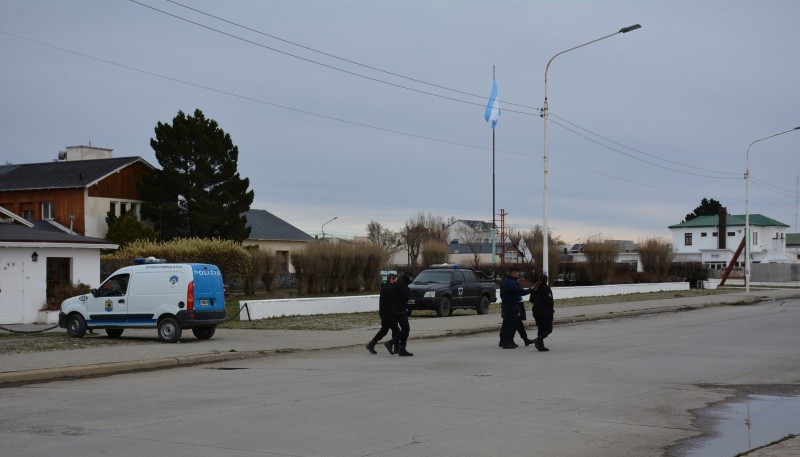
[2,299,799,457]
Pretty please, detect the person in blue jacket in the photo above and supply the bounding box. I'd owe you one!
[499,269,533,349]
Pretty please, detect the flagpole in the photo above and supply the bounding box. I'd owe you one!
[491,65,497,267]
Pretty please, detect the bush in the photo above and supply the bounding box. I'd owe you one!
[639,238,674,278]
[44,281,91,311]
[584,242,620,285]
[669,262,708,287]
[103,237,252,286]
[421,239,450,267]
[291,241,385,294]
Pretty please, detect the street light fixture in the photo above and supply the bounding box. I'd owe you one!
[321,216,338,239]
[541,24,641,277]
[744,126,800,293]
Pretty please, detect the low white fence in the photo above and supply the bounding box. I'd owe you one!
[239,282,692,321]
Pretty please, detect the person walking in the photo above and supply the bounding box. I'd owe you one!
[393,272,414,357]
[366,274,402,355]
[516,294,536,347]
[530,274,555,352]
[499,269,533,349]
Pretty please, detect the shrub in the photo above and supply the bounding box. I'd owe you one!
[103,237,252,286]
[639,238,674,278]
[421,239,450,267]
[584,241,620,285]
[44,281,91,311]
[669,262,708,287]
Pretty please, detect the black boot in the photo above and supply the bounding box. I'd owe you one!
[398,339,414,357]
[383,339,396,355]
[534,337,549,352]
[366,339,378,354]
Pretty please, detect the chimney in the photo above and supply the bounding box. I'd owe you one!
[718,208,727,249]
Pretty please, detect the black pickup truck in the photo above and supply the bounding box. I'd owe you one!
[406,264,497,317]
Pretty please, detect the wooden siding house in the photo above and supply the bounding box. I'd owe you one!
[0,146,155,238]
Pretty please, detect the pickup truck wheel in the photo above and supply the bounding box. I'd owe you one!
[105,329,124,338]
[476,296,490,315]
[157,316,182,343]
[192,326,216,340]
[66,314,87,338]
[435,297,451,317]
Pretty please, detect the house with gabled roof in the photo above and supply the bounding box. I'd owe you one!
[243,209,314,273]
[0,206,117,324]
[668,213,792,270]
[0,145,155,239]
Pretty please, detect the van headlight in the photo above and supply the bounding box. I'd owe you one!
[424,291,436,298]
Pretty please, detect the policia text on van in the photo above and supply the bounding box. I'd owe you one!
[59,259,226,343]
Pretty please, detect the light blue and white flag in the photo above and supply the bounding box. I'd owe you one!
[484,76,500,128]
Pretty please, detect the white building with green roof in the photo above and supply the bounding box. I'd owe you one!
[668,213,792,270]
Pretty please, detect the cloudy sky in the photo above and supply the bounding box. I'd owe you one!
[2,1,799,243]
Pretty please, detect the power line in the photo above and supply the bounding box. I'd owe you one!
[127,0,540,117]
[0,29,734,202]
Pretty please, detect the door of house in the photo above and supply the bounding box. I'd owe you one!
[0,258,25,324]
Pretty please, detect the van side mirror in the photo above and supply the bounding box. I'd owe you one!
[90,288,98,297]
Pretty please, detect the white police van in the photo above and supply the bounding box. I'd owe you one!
[59,258,226,343]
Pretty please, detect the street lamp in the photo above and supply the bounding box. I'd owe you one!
[321,216,338,239]
[744,126,800,293]
[541,24,641,277]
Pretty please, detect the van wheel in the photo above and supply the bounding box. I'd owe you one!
[476,296,490,315]
[435,297,451,317]
[105,329,124,338]
[157,317,182,343]
[192,326,216,340]
[66,314,87,338]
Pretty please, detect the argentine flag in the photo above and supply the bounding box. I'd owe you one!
[484,76,500,128]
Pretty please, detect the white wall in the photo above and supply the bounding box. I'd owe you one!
[0,247,102,324]
[240,282,691,320]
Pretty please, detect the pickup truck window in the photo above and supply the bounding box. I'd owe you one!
[462,270,477,283]
[413,271,452,284]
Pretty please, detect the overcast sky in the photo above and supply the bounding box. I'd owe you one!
[2,1,799,243]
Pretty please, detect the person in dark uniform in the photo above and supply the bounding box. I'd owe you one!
[516,294,536,347]
[499,269,533,349]
[366,274,402,355]
[530,274,555,351]
[393,272,414,357]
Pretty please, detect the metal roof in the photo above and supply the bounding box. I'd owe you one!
[0,222,115,245]
[668,214,789,229]
[244,209,313,242]
[0,156,154,191]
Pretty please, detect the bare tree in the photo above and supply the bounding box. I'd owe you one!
[638,238,673,278]
[400,212,454,266]
[584,241,619,285]
[454,224,485,266]
[522,225,562,276]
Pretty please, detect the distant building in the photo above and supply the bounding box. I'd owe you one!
[242,209,313,273]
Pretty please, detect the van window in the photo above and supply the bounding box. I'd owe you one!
[97,274,130,297]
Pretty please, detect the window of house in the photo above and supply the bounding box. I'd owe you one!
[712,232,718,237]
[727,231,735,237]
[130,202,139,219]
[121,202,128,215]
[41,202,54,220]
[109,201,117,217]
[701,232,707,237]
[46,257,72,291]
[684,233,692,246]
[22,210,34,221]
[752,232,758,245]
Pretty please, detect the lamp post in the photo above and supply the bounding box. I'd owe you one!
[744,126,800,293]
[321,216,338,239]
[541,24,641,277]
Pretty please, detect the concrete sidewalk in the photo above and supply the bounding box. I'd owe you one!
[2,288,798,387]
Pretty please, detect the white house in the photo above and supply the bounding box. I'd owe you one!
[668,213,792,270]
[0,206,116,324]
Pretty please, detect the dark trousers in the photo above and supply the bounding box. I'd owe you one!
[516,320,530,341]
[532,312,553,340]
[371,316,400,343]
[397,313,410,341]
[500,315,519,345]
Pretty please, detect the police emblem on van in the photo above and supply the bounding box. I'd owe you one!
[169,275,179,287]
[105,299,113,312]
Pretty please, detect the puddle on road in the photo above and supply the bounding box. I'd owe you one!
[678,394,800,457]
